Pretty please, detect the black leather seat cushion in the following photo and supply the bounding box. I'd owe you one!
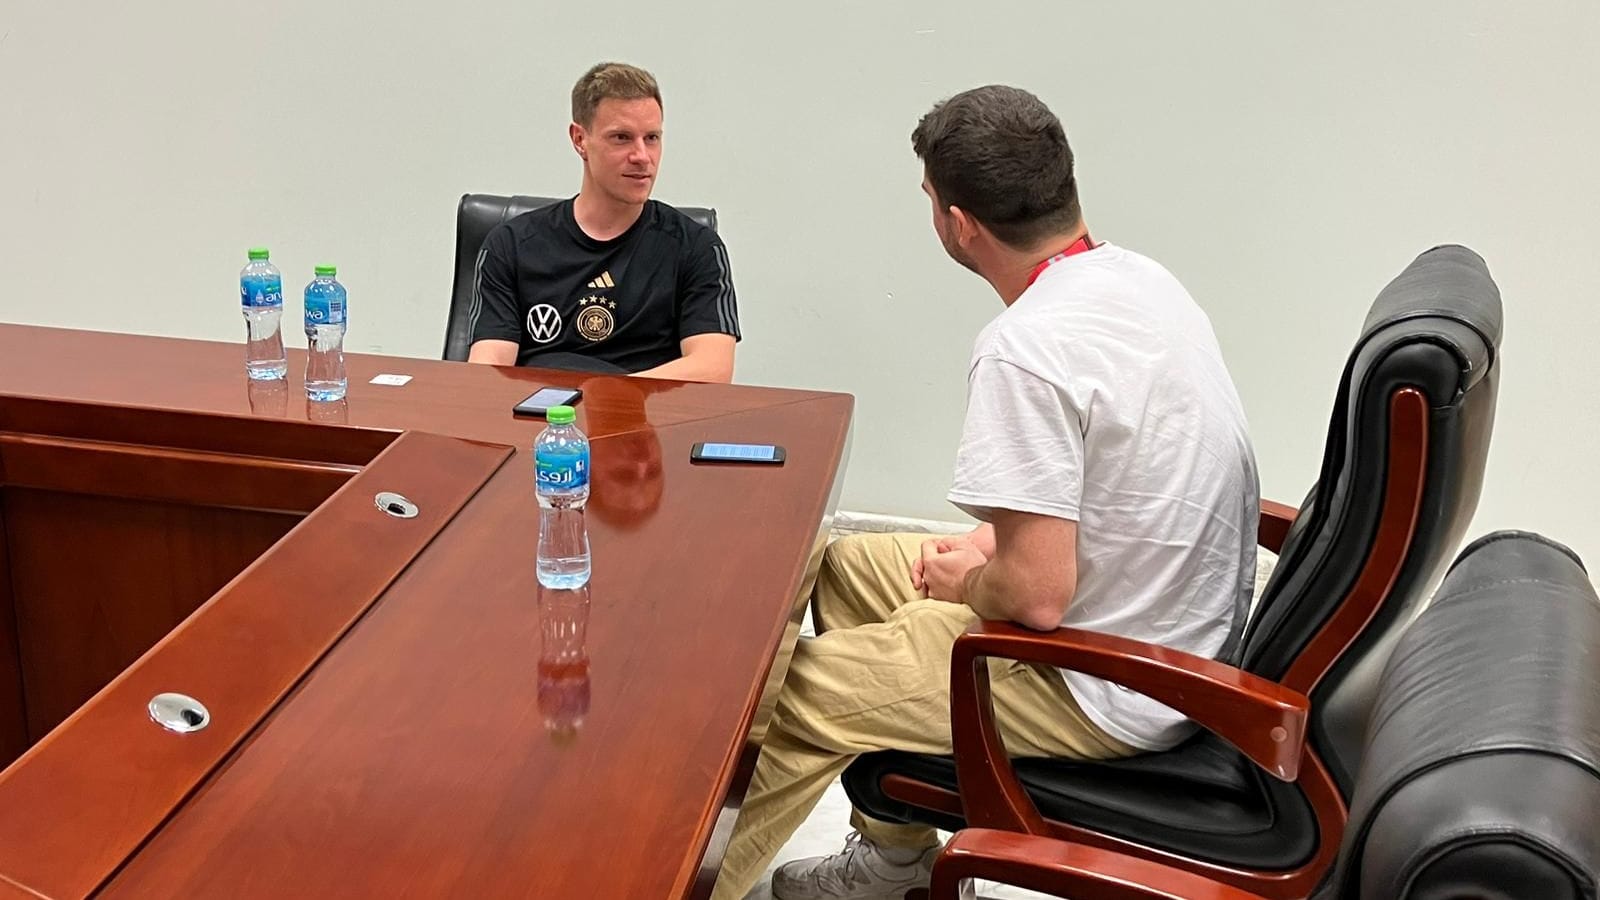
[845,730,1318,870]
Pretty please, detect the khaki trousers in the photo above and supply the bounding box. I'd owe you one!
[711,533,1137,900]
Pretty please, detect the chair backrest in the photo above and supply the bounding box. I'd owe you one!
[1239,244,1502,795]
[443,193,719,362]
[1331,530,1600,898]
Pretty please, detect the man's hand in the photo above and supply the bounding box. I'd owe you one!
[911,535,987,603]
[910,536,946,594]
[910,524,997,594]
[911,512,1078,630]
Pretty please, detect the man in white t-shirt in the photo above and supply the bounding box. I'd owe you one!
[711,85,1258,900]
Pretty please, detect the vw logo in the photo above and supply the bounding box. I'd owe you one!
[526,304,562,344]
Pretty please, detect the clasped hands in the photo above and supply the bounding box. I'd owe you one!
[910,527,994,605]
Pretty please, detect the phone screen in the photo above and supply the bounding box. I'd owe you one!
[692,442,784,463]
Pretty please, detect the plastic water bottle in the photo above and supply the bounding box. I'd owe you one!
[303,264,347,401]
[535,405,592,589]
[239,248,287,380]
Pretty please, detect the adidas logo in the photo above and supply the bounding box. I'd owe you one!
[586,271,615,290]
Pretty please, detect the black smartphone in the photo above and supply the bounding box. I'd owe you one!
[512,387,583,417]
[690,442,786,465]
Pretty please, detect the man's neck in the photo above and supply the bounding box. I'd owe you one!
[991,223,1092,307]
[573,187,646,241]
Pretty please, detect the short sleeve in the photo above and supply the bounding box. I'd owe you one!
[947,356,1084,522]
[675,229,740,340]
[469,224,523,345]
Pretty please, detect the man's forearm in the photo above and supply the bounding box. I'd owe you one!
[634,352,732,382]
[961,560,1065,632]
[962,562,1015,622]
[467,339,519,366]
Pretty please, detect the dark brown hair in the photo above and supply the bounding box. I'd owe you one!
[911,85,1081,249]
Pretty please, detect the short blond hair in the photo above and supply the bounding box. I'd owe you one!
[571,62,662,127]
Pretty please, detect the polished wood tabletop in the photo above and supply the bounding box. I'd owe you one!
[0,324,854,899]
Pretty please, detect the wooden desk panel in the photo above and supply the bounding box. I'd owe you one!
[0,394,395,471]
[0,432,513,900]
[4,490,297,741]
[0,395,390,758]
[0,501,24,763]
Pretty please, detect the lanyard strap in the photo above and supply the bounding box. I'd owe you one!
[1025,234,1096,287]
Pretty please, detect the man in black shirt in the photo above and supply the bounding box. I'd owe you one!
[467,62,740,382]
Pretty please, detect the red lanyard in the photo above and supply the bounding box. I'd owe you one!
[1025,234,1096,287]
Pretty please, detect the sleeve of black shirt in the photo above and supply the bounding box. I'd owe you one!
[468,224,523,345]
[677,229,741,341]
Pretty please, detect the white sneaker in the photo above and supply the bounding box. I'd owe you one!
[771,831,938,900]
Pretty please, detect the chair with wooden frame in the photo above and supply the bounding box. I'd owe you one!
[840,244,1503,899]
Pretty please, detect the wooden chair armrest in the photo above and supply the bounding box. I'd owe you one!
[929,829,1272,900]
[949,622,1308,833]
[1259,498,1298,554]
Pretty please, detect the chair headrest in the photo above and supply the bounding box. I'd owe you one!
[1359,244,1502,390]
[457,194,719,235]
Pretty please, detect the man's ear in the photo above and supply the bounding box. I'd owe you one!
[949,205,978,247]
[569,122,587,160]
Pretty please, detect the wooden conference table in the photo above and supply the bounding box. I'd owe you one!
[0,324,853,899]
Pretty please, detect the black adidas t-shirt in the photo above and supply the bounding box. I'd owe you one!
[468,199,740,372]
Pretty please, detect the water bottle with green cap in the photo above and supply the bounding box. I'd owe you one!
[239,247,287,380]
[535,404,591,588]
[303,263,347,401]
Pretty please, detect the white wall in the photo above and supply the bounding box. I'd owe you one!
[3,1,1597,558]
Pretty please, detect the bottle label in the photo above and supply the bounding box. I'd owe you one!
[305,289,347,326]
[536,446,589,493]
[240,275,284,308]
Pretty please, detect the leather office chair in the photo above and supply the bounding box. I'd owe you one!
[841,245,1503,898]
[926,530,1600,899]
[443,194,718,362]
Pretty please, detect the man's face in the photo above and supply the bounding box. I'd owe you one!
[923,177,978,275]
[573,97,663,206]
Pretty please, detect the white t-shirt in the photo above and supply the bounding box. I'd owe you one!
[947,242,1259,751]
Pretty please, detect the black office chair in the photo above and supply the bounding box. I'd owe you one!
[443,194,718,362]
[927,530,1600,899]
